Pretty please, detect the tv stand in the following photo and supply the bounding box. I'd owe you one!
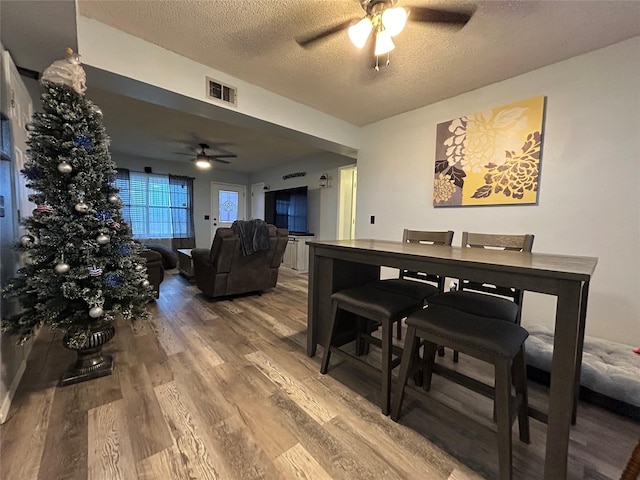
[282,234,315,272]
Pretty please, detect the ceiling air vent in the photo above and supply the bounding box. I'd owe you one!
[206,77,237,107]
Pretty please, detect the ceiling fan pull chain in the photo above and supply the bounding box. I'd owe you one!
[375,55,380,72]
[386,52,391,66]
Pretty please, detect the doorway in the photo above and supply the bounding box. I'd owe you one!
[210,182,246,242]
[337,165,357,240]
[251,182,266,220]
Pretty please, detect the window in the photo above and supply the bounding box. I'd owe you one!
[116,169,194,239]
[218,190,239,222]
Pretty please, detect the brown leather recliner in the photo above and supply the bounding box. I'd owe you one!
[140,249,164,298]
[192,225,288,299]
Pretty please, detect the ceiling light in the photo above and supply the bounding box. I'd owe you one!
[195,158,211,169]
[374,29,395,56]
[348,17,373,49]
[381,7,408,36]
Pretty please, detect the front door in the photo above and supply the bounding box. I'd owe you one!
[210,182,246,242]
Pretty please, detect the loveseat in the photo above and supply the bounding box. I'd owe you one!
[140,249,164,298]
[192,225,288,299]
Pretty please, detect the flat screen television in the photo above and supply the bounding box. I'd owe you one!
[264,186,308,234]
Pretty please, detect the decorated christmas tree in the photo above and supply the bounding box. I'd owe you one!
[3,49,152,379]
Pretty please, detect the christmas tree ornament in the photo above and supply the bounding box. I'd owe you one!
[89,306,104,318]
[96,233,110,245]
[118,244,132,256]
[37,204,55,214]
[108,195,120,205]
[135,264,144,272]
[89,266,103,277]
[41,47,87,94]
[141,279,150,288]
[74,202,89,213]
[55,262,70,274]
[105,273,123,287]
[111,222,122,231]
[96,211,112,222]
[20,234,38,247]
[73,136,93,151]
[57,161,73,174]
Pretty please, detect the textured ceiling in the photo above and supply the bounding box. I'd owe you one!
[77,0,640,126]
[3,1,640,173]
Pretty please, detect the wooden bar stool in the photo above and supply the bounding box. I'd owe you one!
[320,284,425,415]
[370,229,454,339]
[427,232,534,362]
[391,304,530,480]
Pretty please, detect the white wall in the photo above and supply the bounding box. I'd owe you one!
[356,37,640,346]
[76,17,360,152]
[250,153,355,240]
[113,154,249,248]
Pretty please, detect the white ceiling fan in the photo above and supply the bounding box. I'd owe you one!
[297,0,473,70]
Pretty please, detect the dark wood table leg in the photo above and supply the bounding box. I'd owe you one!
[307,245,318,357]
[544,280,582,479]
[572,280,589,424]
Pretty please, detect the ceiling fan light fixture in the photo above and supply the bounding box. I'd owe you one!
[374,29,395,56]
[348,17,373,48]
[381,7,407,36]
[195,158,211,169]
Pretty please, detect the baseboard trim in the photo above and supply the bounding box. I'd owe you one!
[0,357,27,424]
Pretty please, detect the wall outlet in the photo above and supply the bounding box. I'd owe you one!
[370,215,375,224]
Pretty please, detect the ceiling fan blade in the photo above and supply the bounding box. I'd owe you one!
[212,158,232,164]
[296,18,360,48]
[171,152,195,156]
[406,6,473,26]
[209,154,236,159]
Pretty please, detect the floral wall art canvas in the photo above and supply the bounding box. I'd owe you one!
[433,96,545,207]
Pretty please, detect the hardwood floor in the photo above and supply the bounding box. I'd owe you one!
[1,268,637,479]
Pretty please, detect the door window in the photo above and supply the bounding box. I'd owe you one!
[219,190,239,222]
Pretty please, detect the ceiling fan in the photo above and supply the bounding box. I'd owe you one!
[296,0,473,70]
[177,143,237,169]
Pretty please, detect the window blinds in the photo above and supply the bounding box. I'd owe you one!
[116,169,194,240]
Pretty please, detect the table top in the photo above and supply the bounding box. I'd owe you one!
[176,248,193,257]
[308,239,597,281]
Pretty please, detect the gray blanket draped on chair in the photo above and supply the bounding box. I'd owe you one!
[231,219,271,255]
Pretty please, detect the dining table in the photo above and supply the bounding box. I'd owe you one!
[306,238,597,480]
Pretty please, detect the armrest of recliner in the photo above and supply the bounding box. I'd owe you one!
[192,248,214,269]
